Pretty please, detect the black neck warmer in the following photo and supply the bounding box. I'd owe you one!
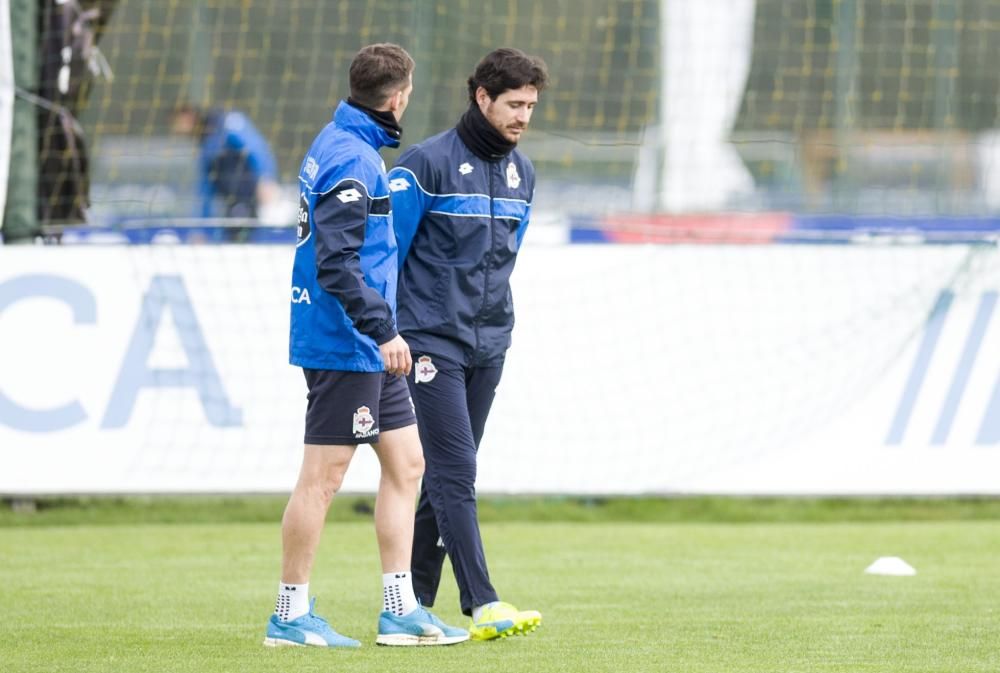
[347,97,402,142]
[456,103,516,162]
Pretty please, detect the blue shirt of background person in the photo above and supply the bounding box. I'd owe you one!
[172,104,279,218]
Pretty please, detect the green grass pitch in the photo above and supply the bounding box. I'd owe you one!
[1,508,999,672]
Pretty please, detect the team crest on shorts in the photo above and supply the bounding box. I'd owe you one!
[414,356,438,384]
[506,161,521,189]
[352,405,377,438]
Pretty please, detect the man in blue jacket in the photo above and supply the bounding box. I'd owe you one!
[388,48,549,641]
[171,104,279,219]
[267,43,467,649]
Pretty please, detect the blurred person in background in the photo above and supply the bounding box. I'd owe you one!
[170,103,281,222]
[268,43,467,649]
[388,47,548,641]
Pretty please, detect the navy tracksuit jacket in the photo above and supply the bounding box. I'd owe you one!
[388,127,534,614]
[389,128,532,366]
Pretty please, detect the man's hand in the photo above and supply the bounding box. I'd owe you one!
[379,335,412,377]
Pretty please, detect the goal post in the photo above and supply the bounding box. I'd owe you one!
[1,0,38,243]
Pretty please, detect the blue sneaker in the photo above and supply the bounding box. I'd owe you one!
[376,606,470,646]
[264,598,361,648]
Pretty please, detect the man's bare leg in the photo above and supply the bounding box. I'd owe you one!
[281,443,356,584]
[372,425,424,573]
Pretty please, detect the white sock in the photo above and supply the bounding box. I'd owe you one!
[274,582,310,622]
[472,601,500,623]
[382,571,419,617]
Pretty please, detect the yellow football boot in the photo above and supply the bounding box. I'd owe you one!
[469,601,541,641]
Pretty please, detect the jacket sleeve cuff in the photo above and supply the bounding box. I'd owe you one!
[371,320,398,345]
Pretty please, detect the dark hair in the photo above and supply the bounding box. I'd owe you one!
[349,43,415,108]
[467,48,549,102]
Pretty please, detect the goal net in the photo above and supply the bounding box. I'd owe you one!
[2,1,1000,495]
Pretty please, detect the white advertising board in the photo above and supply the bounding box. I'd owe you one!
[1,243,998,494]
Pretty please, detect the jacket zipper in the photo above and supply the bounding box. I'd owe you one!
[474,163,496,360]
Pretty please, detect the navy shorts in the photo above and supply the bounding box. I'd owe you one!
[302,369,416,445]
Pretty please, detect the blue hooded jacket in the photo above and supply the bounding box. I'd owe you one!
[289,101,400,371]
[197,109,277,217]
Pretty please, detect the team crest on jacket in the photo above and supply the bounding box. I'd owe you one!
[414,356,438,384]
[506,161,521,189]
[352,405,377,438]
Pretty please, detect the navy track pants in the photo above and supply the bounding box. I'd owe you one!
[406,352,503,616]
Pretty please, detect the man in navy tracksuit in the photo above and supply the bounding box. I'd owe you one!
[267,44,466,649]
[388,48,549,641]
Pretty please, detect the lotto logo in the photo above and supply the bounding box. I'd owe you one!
[388,177,410,192]
[336,188,363,203]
